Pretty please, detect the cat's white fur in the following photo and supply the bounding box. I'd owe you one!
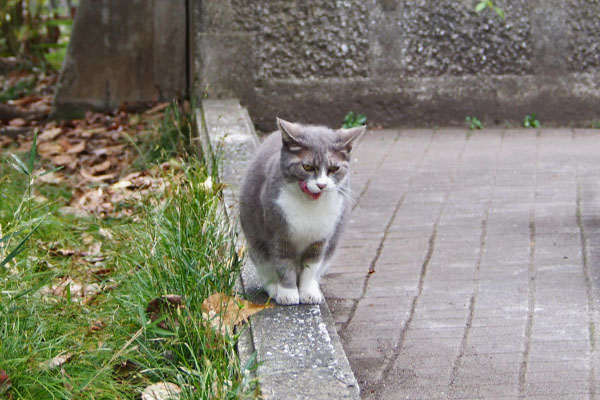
[272,179,343,304]
[276,180,343,252]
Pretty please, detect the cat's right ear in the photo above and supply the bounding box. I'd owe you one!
[277,117,303,152]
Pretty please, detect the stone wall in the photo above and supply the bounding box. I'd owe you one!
[193,0,600,130]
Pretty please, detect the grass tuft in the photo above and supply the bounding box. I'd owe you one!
[0,104,256,399]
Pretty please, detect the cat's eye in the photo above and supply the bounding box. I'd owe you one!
[302,164,315,172]
[328,166,340,173]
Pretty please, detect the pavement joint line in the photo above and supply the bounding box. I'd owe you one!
[338,130,435,341]
[573,127,597,399]
[378,131,469,389]
[519,130,540,396]
[449,129,505,386]
[351,130,402,212]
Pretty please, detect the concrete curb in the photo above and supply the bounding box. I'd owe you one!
[196,99,360,399]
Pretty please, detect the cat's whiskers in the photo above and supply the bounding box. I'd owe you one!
[337,185,358,207]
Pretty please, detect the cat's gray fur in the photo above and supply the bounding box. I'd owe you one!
[239,118,365,305]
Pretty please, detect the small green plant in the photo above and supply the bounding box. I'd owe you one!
[342,111,367,129]
[475,0,505,19]
[0,76,36,102]
[523,113,541,128]
[0,132,61,269]
[466,116,483,130]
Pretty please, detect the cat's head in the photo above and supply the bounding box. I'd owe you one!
[277,117,365,201]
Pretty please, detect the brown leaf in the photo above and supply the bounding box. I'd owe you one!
[65,140,86,154]
[8,118,26,127]
[38,141,63,156]
[201,293,272,335]
[114,360,140,380]
[141,382,182,400]
[92,144,125,157]
[45,353,73,370]
[146,295,184,330]
[36,170,64,184]
[144,102,170,115]
[90,319,106,332]
[80,126,107,138]
[10,95,40,107]
[90,159,111,174]
[0,369,11,395]
[0,135,13,148]
[51,154,76,167]
[58,206,90,219]
[80,169,117,182]
[38,127,62,142]
[41,277,102,302]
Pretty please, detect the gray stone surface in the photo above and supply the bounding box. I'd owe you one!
[197,99,360,400]
[52,0,187,116]
[193,0,600,130]
[322,127,600,399]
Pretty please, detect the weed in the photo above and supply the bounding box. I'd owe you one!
[342,111,367,129]
[475,0,505,19]
[129,101,198,170]
[466,116,483,131]
[523,113,541,128]
[0,76,36,102]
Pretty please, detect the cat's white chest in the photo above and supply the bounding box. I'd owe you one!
[276,184,343,251]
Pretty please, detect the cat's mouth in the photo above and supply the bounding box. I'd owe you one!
[299,180,322,200]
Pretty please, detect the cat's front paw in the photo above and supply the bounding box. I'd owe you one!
[299,283,324,304]
[275,286,300,305]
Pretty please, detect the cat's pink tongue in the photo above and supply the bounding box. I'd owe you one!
[299,180,321,200]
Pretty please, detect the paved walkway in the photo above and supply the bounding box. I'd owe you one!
[322,128,600,399]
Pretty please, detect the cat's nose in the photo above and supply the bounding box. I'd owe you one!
[317,182,327,190]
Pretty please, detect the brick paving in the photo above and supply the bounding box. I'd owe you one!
[322,129,600,399]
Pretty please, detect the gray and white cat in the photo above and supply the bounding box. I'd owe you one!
[239,118,364,305]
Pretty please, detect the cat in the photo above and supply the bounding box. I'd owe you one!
[239,118,365,305]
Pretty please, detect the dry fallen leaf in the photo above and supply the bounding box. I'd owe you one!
[41,277,103,303]
[36,170,64,184]
[141,382,182,400]
[146,295,184,330]
[38,141,63,156]
[201,293,272,335]
[51,154,76,167]
[0,369,11,395]
[65,140,86,154]
[9,118,26,127]
[38,127,62,142]
[90,319,106,332]
[144,102,170,115]
[80,169,117,182]
[90,159,111,174]
[45,353,73,370]
[58,206,90,219]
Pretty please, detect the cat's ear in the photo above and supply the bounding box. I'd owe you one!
[338,125,366,153]
[277,117,303,152]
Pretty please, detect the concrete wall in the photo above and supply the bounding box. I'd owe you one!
[53,0,187,117]
[193,0,600,130]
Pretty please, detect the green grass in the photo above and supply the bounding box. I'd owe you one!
[465,115,483,131]
[0,107,256,399]
[342,111,367,129]
[523,113,541,128]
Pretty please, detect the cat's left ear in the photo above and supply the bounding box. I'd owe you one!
[338,125,366,153]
